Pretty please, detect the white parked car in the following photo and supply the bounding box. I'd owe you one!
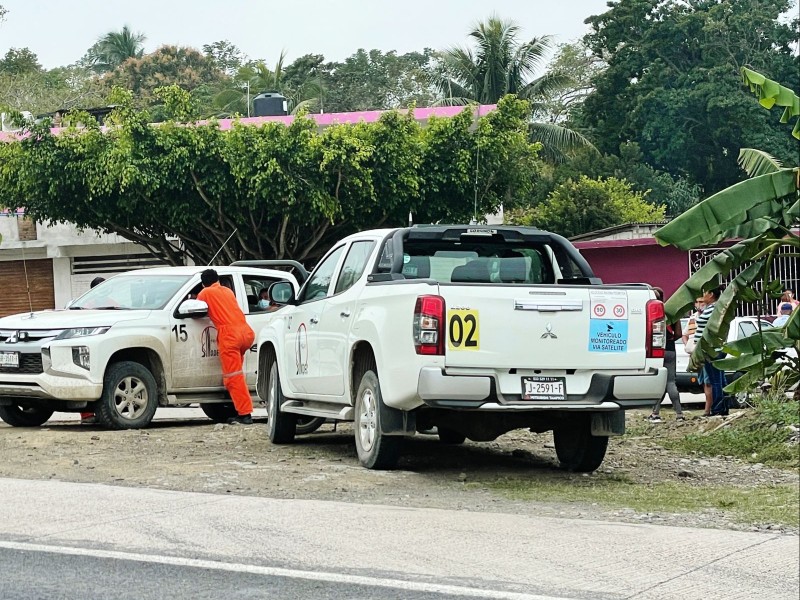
[0,264,300,429]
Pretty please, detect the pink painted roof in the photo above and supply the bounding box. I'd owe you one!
[201,104,497,130]
[0,105,497,142]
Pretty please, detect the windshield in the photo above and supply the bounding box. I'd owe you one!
[70,274,192,310]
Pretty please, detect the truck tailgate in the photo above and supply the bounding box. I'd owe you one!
[440,286,648,370]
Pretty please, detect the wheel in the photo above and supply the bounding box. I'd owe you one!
[0,403,54,427]
[267,361,295,444]
[354,370,401,469]
[553,418,609,472]
[94,361,158,430]
[200,402,237,423]
[437,426,466,445]
[296,416,326,435]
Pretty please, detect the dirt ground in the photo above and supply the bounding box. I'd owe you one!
[0,408,797,534]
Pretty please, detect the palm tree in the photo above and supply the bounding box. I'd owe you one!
[87,26,146,74]
[212,51,324,117]
[434,15,595,161]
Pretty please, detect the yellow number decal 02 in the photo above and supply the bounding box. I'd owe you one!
[447,309,480,351]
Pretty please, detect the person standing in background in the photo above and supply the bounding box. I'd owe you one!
[648,287,684,422]
[694,287,727,417]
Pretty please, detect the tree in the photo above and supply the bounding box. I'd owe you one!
[86,25,146,73]
[202,40,246,76]
[104,45,225,117]
[0,91,538,266]
[434,15,595,163]
[507,176,666,238]
[0,66,105,115]
[524,142,701,217]
[579,0,799,194]
[0,47,42,76]
[655,68,799,397]
[321,48,437,112]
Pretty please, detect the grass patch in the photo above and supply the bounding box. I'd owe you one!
[480,476,799,527]
[665,396,800,468]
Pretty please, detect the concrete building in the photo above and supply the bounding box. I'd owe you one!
[0,210,171,317]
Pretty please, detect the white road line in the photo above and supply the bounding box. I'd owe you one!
[0,540,576,600]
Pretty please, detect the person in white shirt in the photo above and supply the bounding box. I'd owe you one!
[773,302,793,327]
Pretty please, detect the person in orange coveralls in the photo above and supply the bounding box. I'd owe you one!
[197,269,256,424]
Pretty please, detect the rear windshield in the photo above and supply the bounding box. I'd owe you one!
[399,240,556,284]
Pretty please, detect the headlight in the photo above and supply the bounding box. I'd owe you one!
[55,327,111,340]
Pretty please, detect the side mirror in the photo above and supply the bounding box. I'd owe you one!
[269,281,295,305]
[176,299,208,318]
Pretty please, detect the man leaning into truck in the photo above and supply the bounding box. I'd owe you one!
[197,269,256,424]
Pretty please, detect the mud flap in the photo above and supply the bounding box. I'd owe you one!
[379,401,416,436]
[591,411,625,437]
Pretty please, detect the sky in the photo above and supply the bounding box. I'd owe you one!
[0,0,611,69]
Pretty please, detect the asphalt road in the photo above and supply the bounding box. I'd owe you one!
[0,478,797,600]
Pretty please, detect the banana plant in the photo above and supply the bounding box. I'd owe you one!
[655,68,799,397]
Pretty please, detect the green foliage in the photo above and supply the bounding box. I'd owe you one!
[0,95,538,265]
[321,49,437,112]
[202,40,246,77]
[0,47,42,76]
[0,66,105,114]
[104,45,225,116]
[656,68,799,396]
[670,396,799,467]
[508,175,665,238]
[579,0,799,194]
[85,26,146,74]
[520,142,700,216]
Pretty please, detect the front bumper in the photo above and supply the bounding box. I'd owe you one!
[0,371,103,402]
[417,367,667,410]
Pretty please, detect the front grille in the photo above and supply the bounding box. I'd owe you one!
[0,354,43,375]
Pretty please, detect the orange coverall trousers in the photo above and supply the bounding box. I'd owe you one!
[218,324,255,416]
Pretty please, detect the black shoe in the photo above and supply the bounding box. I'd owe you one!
[227,414,253,425]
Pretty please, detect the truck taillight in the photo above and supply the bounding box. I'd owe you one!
[646,299,666,359]
[414,295,445,355]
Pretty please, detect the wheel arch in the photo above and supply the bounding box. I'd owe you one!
[350,341,377,406]
[107,347,167,405]
[257,341,277,400]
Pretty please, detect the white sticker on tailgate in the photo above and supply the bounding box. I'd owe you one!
[589,290,629,353]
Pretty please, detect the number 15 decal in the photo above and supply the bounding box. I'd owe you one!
[448,309,479,351]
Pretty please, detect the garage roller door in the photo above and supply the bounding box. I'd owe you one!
[0,259,55,317]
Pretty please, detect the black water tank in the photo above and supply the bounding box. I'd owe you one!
[252,92,288,117]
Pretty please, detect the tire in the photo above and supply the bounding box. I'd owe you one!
[0,404,54,427]
[94,361,158,430]
[266,361,295,444]
[437,426,466,445]
[354,370,401,469]
[296,416,326,435]
[553,418,609,473]
[200,402,237,423]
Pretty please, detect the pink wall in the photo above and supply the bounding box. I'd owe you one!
[574,241,689,297]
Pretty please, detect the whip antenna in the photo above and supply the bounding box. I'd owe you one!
[472,104,483,225]
[207,228,239,266]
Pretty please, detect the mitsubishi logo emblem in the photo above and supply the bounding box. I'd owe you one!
[7,331,29,344]
[540,323,557,339]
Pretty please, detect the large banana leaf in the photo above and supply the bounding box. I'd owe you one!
[738,148,782,177]
[654,169,798,250]
[741,67,800,139]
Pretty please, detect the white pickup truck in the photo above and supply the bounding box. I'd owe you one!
[257,225,667,472]
[0,264,299,429]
